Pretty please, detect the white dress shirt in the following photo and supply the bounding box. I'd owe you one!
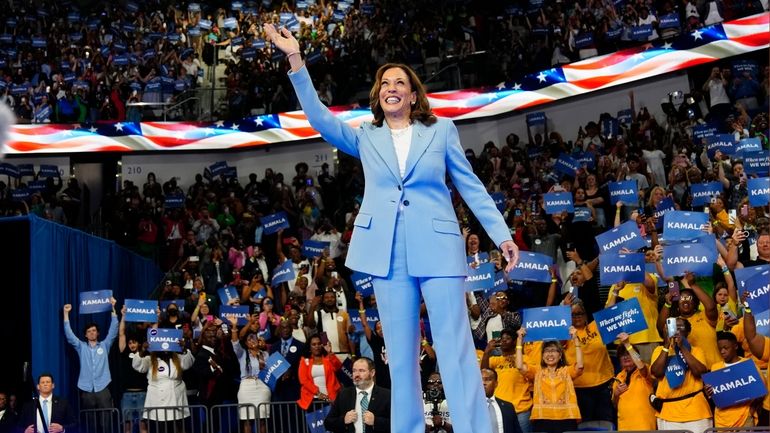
[354,383,375,433]
[36,396,53,433]
[487,397,504,433]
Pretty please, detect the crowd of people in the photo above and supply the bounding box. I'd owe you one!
[0,0,766,123]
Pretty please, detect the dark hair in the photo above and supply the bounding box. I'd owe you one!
[500,328,517,339]
[716,331,738,344]
[83,322,99,335]
[675,317,692,334]
[481,368,498,380]
[369,63,436,128]
[540,341,567,368]
[37,373,54,383]
[616,342,632,358]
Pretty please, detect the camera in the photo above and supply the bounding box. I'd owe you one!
[424,387,445,407]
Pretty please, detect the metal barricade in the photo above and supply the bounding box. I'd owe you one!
[261,400,329,433]
[209,403,259,433]
[79,408,122,433]
[136,404,209,433]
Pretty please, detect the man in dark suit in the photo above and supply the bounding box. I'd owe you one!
[325,357,390,433]
[191,326,231,408]
[481,368,522,433]
[269,320,307,401]
[0,392,18,433]
[18,373,77,433]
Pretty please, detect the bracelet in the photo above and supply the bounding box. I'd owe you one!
[286,51,301,60]
[551,278,558,283]
[624,343,633,350]
[721,267,729,273]
[421,340,429,347]
[744,308,752,314]
[661,347,669,353]
[516,345,523,349]
[358,309,365,314]
[664,303,672,309]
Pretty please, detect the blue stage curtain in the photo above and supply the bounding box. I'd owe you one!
[27,214,163,407]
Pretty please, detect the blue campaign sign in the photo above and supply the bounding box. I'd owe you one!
[0,163,19,177]
[630,24,652,40]
[198,19,212,30]
[663,211,709,241]
[553,153,580,177]
[219,305,250,325]
[645,262,667,288]
[521,306,571,342]
[543,192,574,215]
[599,253,645,285]
[209,160,228,175]
[336,357,354,387]
[159,299,185,312]
[593,297,647,343]
[492,270,508,294]
[574,152,595,170]
[302,240,329,258]
[271,260,296,286]
[490,192,505,212]
[662,242,717,277]
[748,177,770,207]
[703,360,767,409]
[306,405,332,433]
[258,352,290,390]
[260,211,290,235]
[692,124,718,141]
[223,17,238,29]
[164,194,185,208]
[706,134,737,157]
[731,59,759,80]
[224,167,238,180]
[526,112,546,126]
[736,137,762,155]
[617,109,633,125]
[658,12,680,29]
[690,182,723,207]
[349,308,379,332]
[11,188,30,201]
[218,286,240,305]
[17,164,34,177]
[147,328,183,352]
[509,252,552,284]
[352,271,374,297]
[573,207,592,223]
[124,299,158,322]
[28,180,46,192]
[575,33,594,49]
[467,252,490,265]
[465,262,495,291]
[609,180,638,205]
[744,150,770,175]
[756,309,770,337]
[742,269,770,315]
[79,290,113,314]
[595,220,646,254]
[602,119,619,139]
[653,197,676,230]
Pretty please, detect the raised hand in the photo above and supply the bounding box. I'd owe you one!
[263,24,299,56]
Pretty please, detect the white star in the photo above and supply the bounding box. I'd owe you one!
[692,29,703,40]
[536,72,547,83]
[512,83,522,91]
[662,42,673,49]
[114,122,124,131]
[215,120,225,128]
[230,123,239,130]
[203,128,215,136]
[89,126,98,133]
[254,117,264,126]
[496,82,506,90]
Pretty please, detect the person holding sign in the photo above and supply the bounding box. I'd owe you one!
[563,297,614,425]
[743,305,770,424]
[62,299,119,426]
[265,24,520,433]
[515,326,583,433]
[649,317,712,432]
[131,335,195,429]
[227,315,271,432]
[297,334,344,411]
[118,306,149,433]
[705,332,763,427]
[612,333,656,431]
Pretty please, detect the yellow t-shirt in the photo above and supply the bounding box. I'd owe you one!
[730,319,768,369]
[565,321,614,387]
[685,309,721,370]
[610,276,663,344]
[710,359,757,427]
[614,366,657,431]
[651,345,712,422]
[716,298,738,332]
[525,364,582,421]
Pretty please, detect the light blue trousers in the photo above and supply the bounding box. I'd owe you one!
[372,213,492,433]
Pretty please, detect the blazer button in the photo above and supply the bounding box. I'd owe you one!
[403,200,410,206]
[397,185,402,191]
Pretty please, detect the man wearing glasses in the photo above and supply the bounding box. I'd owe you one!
[423,372,452,433]
[473,292,522,346]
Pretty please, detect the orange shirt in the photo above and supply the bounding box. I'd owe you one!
[489,342,541,413]
[525,364,582,421]
[565,322,614,387]
[614,366,657,431]
[651,346,712,422]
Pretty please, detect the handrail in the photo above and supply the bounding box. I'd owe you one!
[164,96,202,121]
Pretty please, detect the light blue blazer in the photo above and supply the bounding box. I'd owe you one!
[288,66,512,278]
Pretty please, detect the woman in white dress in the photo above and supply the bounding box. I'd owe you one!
[228,315,271,433]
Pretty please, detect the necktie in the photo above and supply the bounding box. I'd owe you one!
[360,391,369,413]
[281,341,289,356]
[42,399,50,429]
[488,398,499,433]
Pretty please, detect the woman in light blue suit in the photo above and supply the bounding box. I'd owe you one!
[266,24,521,433]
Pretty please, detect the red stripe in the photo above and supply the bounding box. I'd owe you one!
[7,140,132,152]
[11,125,73,135]
[141,136,203,147]
[231,140,270,148]
[728,13,769,25]
[730,33,770,47]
